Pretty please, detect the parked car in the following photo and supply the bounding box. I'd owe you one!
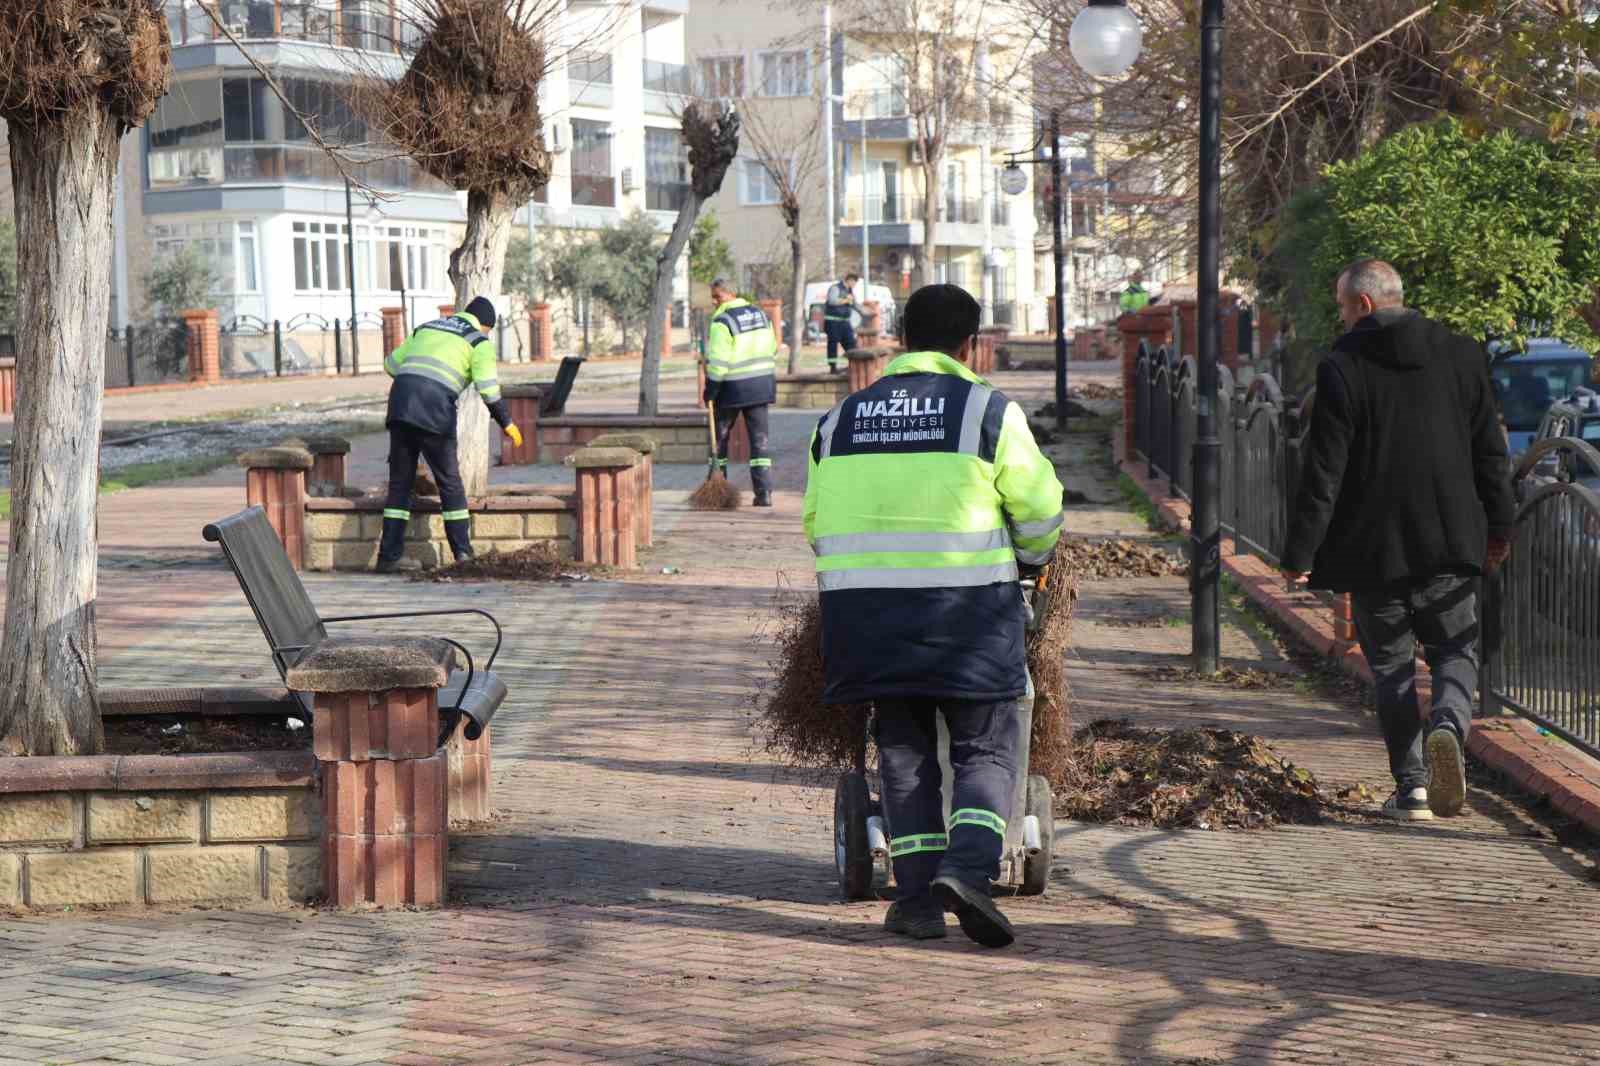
[1489,338,1596,457]
[802,280,899,343]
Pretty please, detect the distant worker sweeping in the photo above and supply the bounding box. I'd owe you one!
[803,283,1065,947]
[704,278,778,507]
[375,296,522,573]
[823,271,860,374]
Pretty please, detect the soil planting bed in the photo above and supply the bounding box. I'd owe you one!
[415,542,600,583]
[103,713,312,755]
[1062,537,1188,578]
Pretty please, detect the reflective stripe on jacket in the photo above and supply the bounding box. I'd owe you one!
[384,312,509,437]
[706,298,777,409]
[802,350,1065,703]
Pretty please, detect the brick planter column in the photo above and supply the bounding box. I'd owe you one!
[530,303,553,361]
[0,357,14,414]
[861,300,881,335]
[846,347,886,392]
[1333,594,1357,647]
[181,309,221,384]
[1118,308,1175,457]
[238,446,312,569]
[286,636,453,908]
[589,433,656,549]
[284,435,351,497]
[497,383,542,465]
[567,447,639,568]
[438,304,456,318]
[381,307,407,357]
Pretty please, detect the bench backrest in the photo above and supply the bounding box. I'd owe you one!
[541,355,583,416]
[203,507,328,708]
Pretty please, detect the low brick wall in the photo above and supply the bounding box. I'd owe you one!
[775,374,849,409]
[533,414,714,465]
[0,751,320,909]
[304,490,577,571]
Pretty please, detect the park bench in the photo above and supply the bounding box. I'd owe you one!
[203,505,507,745]
[541,355,583,416]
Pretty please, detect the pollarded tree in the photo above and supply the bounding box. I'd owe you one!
[638,100,740,415]
[0,1,172,754]
[362,0,554,494]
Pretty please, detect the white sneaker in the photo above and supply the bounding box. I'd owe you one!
[1382,787,1434,821]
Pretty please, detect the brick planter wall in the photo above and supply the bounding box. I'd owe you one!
[775,374,850,409]
[846,348,888,393]
[588,433,657,549]
[281,436,350,498]
[381,307,407,356]
[532,414,724,465]
[181,309,221,384]
[1118,307,1176,456]
[568,447,639,568]
[530,303,553,361]
[303,490,576,571]
[0,751,320,909]
[498,383,542,466]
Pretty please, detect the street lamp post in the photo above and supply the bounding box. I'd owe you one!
[345,177,360,375]
[1068,0,1219,672]
[1050,109,1068,432]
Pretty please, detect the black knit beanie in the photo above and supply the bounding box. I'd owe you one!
[464,296,497,329]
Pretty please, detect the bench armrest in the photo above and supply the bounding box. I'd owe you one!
[320,607,502,675]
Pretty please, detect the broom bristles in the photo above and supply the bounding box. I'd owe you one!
[688,471,742,511]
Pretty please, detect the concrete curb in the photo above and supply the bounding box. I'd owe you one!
[1113,453,1600,835]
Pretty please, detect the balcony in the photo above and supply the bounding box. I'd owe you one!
[643,59,689,115]
[148,144,449,193]
[166,1,404,53]
[837,195,990,248]
[846,88,909,120]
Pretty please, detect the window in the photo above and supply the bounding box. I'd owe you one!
[293,220,447,294]
[571,119,614,207]
[645,128,688,212]
[148,219,258,294]
[739,158,783,206]
[699,55,745,98]
[758,50,810,97]
[571,51,613,85]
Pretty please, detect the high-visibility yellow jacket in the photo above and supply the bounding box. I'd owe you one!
[803,350,1065,703]
[1119,284,1151,313]
[384,311,510,437]
[705,298,777,409]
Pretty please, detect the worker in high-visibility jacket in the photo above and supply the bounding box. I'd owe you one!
[375,296,522,572]
[1119,271,1152,313]
[823,271,860,374]
[803,283,1065,948]
[705,278,778,506]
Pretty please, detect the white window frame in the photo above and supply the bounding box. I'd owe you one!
[699,53,747,99]
[756,49,811,97]
[738,156,787,207]
[149,218,259,295]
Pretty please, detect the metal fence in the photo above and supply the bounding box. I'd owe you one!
[103,321,190,389]
[1133,340,1600,758]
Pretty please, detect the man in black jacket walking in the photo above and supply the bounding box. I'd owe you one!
[1283,260,1516,821]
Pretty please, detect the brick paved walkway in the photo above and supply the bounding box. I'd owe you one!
[2,367,1598,1065]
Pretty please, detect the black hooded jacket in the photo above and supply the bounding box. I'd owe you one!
[1282,308,1517,592]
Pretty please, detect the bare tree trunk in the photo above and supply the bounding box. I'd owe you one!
[0,111,122,756]
[788,230,805,373]
[639,193,704,416]
[447,188,515,496]
[919,154,941,291]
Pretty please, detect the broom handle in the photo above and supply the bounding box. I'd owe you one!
[705,400,718,460]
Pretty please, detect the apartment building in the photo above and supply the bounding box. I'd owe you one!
[686,1,1043,331]
[3,0,692,371]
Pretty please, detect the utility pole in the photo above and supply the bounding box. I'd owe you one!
[344,176,359,375]
[1051,109,1068,432]
[1192,0,1225,673]
[823,2,836,277]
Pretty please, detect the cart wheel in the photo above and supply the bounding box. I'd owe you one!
[1020,774,1055,896]
[834,772,873,901]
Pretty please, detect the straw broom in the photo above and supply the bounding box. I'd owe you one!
[688,399,741,510]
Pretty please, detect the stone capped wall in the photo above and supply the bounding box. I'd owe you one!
[305,491,577,571]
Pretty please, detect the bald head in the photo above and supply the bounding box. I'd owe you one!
[1335,259,1404,329]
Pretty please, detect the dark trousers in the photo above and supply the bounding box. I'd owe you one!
[714,403,772,496]
[380,424,471,562]
[1351,573,1479,790]
[824,320,856,369]
[874,696,1025,900]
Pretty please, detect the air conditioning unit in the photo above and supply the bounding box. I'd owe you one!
[548,120,568,154]
[908,142,924,165]
[621,166,638,192]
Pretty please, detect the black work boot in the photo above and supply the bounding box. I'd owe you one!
[374,517,420,573]
[932,875,1015,949]
[752,492,772,507]
[444,519,474,563]
[884,895,946,940]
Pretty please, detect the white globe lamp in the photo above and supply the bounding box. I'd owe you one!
[1069,0,1144,79]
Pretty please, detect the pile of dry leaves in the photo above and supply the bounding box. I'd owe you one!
[413,543,595,583]
[1058,719,1329,829]
[1073,383,1123,401]
[1060,538,1188,579]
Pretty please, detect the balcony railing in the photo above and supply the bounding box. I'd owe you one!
[840,196,988,227]
[167,1,404,53]
[148,145,448,193]
[643,59,690,95]
[846,88,909,120]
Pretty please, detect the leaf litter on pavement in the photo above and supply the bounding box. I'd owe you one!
[1059,537,1189,579]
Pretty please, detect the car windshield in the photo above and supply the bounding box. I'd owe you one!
[1491,359,1594,430]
